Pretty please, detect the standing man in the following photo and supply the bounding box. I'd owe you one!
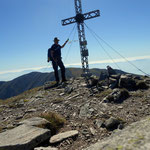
[48,37,69,84]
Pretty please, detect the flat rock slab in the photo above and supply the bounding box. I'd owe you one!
[34,146,58,150]
[0,124,51,150]
[84,116,150,150]
[19,117,50,127]
[50,130,78,144]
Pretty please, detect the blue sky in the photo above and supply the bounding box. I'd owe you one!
[0,0,150,81]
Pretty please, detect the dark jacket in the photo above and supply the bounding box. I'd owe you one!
[48,44,61,60]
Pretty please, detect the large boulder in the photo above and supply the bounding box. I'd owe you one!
[119,74,136,89]
[84,116,150,150]
[103,88,129,103]
[104,117,121,130]
[0,124,51,150]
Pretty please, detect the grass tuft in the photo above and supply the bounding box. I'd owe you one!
[120,88,129,99]
[96,89,112,98]
[0,126,3,133]
[39,111,66,135]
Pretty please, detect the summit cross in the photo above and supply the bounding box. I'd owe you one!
[62,0,100,77]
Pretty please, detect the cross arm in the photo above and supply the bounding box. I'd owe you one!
[62,10,100,26]
[62,16,76,26]
[83,10,100,21]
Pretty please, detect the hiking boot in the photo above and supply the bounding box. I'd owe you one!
[61,79,67,83]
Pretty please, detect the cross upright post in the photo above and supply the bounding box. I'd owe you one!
[62,0,100,78]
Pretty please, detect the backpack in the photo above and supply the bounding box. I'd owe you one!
[48,48,53,61]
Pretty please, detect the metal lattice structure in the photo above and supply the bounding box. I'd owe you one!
[62,0,100,77]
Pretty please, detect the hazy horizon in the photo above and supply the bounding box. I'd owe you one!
[1,57,150,81]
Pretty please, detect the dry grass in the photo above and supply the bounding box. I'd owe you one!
[0,126,3,133]
[120,88,129,99]
[39,111,66,135]
[51,98,64,104]
[95,89,112,98]
[0,108,3,113]
[131,91,144,98]
[0,87,42,105]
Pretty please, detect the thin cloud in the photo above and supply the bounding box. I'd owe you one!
[66,55,150,66]
[0,66,48,75]
[0,55,150,75]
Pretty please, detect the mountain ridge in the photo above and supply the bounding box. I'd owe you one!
[0,68,126,100]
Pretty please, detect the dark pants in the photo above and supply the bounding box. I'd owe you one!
[52,58,66,82]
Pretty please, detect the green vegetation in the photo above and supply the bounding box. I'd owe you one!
[39,111,66,135]
[23,99,30,103]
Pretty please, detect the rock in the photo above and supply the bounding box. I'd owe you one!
[145,78,150,84]
[133,76,141,80]
[103,88,129,103]
[118,106,123,109]
[136,81,149,89]
[94,120,104,128]
[67,94,80,100]
[118,123,124,130]
[109,77,118,89]
[80,83,87,87]
[64,86,73,94]
[104,117,120,130]
[15,115,23,120]
[34,147,58,150]
[16,100,24,107]
[110,74,120,79]
[107,66,117,76]
[59,93,65,96]
[99,72,107,81]
[89,75,99,86]
[19,117,51,128]
[35,92,44,98]
[89,127,96,135]
[79,103,94,119]
[83,116,150,150]
[112,89,121,102]
[119,75,136,89]
[25,108,37,113]
[0,124,51,150]
[50,130,78,144]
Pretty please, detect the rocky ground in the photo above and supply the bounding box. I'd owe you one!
[0,74,150,150]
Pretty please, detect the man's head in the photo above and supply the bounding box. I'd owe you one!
[54,37,60,44]
[107,65,110,69]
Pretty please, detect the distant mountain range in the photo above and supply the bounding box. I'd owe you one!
[0,68,126,100]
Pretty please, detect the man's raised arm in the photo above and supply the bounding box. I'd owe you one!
[61,39,69,48]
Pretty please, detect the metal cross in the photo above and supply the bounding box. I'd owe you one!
[62,0,100,77]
